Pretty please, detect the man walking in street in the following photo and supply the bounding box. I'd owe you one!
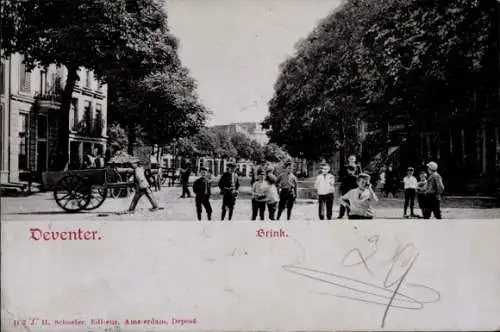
[127,158,163,213]
[424,161,445,219]
[315,162,335,220]
[193,166,212,221]
[180,162,192,198]
[276,161,298,220]
[218,162,240,220]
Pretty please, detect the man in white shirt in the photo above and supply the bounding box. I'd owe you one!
[315,163,336,220]
[402,167,418,218]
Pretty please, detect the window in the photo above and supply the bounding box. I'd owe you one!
[37,115,47,139]
[94,103,103,136]
[40,70,47,94]
[70,98,79,130]
[0,62,4,95]
[18,113,29,170]
[83,101,92,134]
[19,60,31,93]
[84,100,91,116]
[48,72,62,93]
[85,70,92,89]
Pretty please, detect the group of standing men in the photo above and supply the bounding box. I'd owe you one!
[182,162,241,221]
[192,161,299,221]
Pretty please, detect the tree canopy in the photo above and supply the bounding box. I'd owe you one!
[168,128,290,164]
[1,0,182,169]
[263,0,498,161]
[108,65,208,153]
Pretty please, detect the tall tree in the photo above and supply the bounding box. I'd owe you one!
[264,143,291,163]
[132,67,208,150]
[264,0,497,162]
[191,128,218,157]
[215,131,237,159]
[1,0,179,169]
[230,133,254,160]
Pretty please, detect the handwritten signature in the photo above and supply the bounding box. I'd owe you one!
[282,236,441,328]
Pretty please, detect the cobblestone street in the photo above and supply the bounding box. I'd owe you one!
[2,186,499,221]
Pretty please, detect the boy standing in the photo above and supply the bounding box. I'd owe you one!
[128,159,163,213]
[314,163,335,220]
[266,171,279,220]
[403,167,418,218]
[385,164,398,198]
[424,161,445,219]
[180,162,192,198]
[341,173,378,220]
[276,161,298,220]
[218,162,240,221]
[416,171,428,217]
[193,166,212,221]
[338,165,358,219]
[251,169,268,220]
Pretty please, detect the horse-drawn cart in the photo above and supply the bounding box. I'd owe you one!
[42,166,134,213]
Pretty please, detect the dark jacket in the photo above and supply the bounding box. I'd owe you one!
[180,167,191,182]
[193,177,211,198]
[218,172,240,194]
[340,174,358,194]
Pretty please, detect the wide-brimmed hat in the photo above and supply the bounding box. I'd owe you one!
[426,161,438,171]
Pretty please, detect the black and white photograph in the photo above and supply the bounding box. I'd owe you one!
[1,0,500,331]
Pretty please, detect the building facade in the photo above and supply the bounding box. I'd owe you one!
[211,122,269,145]
[0,53,108,183]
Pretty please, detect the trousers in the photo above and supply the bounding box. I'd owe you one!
[404,189,416,215]
[128,188,158,211]
[195,196,212,220]
[423,194,442,219]
[251,199,266,220]
[318,193,334,220]
[222,192,237,220]
[277,189,295,220]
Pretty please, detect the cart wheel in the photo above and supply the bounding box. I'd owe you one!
[53,175,91,213]
[83,186,108,210]
[106,168,124,198]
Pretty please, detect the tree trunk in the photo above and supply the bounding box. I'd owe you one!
[382,121,390,162]
[127,123,135,155]
[338,108,345,178]
[55,65,78,170]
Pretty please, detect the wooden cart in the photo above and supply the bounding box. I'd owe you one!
[42,166,133,213]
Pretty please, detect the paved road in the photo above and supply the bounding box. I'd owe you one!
[2,186,499,221]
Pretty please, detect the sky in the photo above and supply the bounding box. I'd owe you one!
[166,0,341,126]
